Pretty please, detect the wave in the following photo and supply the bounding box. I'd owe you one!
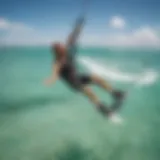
[78,56,158,86]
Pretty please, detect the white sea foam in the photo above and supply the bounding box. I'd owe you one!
[79,57,158,86]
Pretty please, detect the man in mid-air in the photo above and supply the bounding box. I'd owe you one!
[44,15,125,120]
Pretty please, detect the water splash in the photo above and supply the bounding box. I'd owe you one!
[79,56,158,86]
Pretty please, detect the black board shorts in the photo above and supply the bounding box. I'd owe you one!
[60,63,92,91]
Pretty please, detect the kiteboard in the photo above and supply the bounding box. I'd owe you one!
[108,91,127,124]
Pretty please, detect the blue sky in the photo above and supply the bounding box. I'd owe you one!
[0,0,160,47]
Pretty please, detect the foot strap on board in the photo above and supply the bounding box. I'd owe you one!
[111,91,126,112]
[97,103,112,116]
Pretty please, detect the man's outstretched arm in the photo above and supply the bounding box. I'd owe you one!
[44,61,61,86]
[66,16,85,48]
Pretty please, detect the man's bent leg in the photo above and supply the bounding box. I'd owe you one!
[81,86,111,116]
[90,74,124,99]
[91,74,113,93]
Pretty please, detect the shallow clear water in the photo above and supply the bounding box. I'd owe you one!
[0,46,160,160]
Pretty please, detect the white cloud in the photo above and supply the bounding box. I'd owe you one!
[1,17,160,48]
[133,27,159,43]
[105,27,160,47]
[0,18,43,46]
[82,27,160,47]
[0,18,34,32]
[0,18,10,29]
[0,18,69,46]
[109,16,126,29]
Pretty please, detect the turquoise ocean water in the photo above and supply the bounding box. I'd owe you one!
[0,46,160,160]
